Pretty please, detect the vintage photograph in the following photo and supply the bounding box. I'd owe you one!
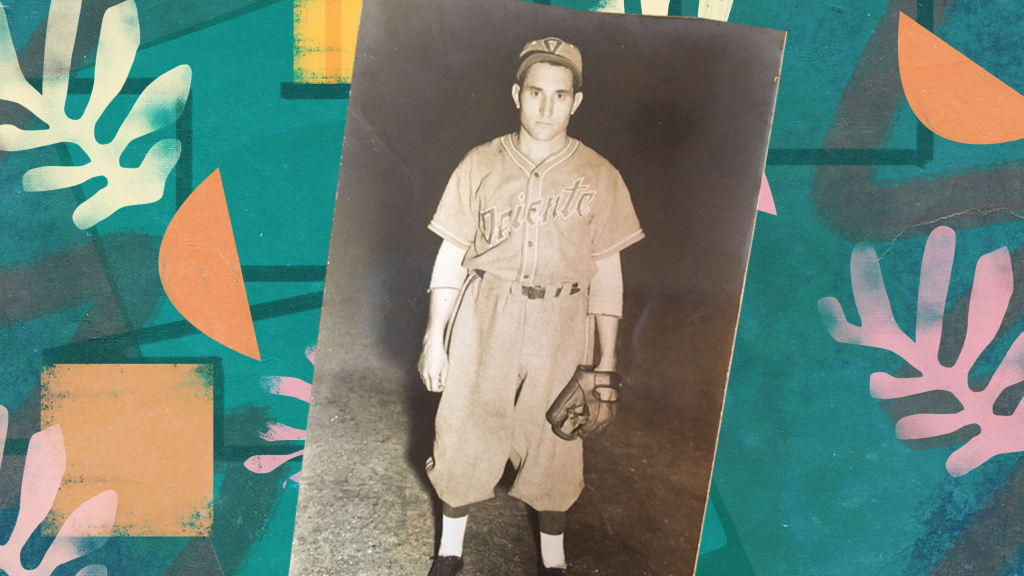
[291,1,785,575]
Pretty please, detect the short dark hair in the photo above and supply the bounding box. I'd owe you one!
[515,60,582,93]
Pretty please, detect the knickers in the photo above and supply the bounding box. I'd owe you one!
[427,271,590,511]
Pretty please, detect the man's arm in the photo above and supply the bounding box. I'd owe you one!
[589,252,624,372]
[418,240,468,392]
[594,315,619,372]
[420,288,459,392]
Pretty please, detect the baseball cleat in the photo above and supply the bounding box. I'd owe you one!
[427,555,464,576]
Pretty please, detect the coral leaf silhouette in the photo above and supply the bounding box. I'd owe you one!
[0,405,117,575]
[0,0,191,229]
[819,226,1024,477]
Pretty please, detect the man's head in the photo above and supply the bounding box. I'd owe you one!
[512,37,584,143]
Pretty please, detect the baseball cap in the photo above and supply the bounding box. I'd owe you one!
[516,37,583,89]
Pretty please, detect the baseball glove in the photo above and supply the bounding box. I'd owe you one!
[545,366,623,440]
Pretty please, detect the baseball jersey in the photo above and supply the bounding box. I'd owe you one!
[428,134,643,285]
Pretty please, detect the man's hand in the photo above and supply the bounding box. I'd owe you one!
[420,278,461,393]
[419,338,449,392]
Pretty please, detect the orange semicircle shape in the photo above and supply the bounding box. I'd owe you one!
[159,169,260,360]
[898,11,1024,145]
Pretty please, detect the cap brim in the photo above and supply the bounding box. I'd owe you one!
[516,53,582,88]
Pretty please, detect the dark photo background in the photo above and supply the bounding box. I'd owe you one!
[291,1,784,574]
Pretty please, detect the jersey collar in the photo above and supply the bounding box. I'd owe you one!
[501,133,579,177]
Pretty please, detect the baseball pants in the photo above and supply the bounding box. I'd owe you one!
[426,270,590,512]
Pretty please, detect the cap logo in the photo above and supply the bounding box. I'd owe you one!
[542,38,564,54]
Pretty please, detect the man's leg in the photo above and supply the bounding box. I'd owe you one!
[507,291,589,511]
[538,510,567,569]
[427,275,527,575]
[438,502,471,557]
[428,275,523,509]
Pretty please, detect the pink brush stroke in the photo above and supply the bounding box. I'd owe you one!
[259,423,307,442]
[263,376,312,403]
[818,226,1024,476]
[0,405,117,575]
[757,172,776,215]
[245,345,316,486]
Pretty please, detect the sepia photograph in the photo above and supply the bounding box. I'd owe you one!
[291,1,785,574]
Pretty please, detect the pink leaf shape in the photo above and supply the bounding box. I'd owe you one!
[243,450,303,474]
[987,331,1024,396]
[947,425,1024,477]
[0,404,7,472]
[822,226,1024,476]
[247,345,313,485]
[35,490,117,574]
[756,172,776,215]
[869,374,935,400]
[955,247,1012,370]
[8,425,66,552]
[263,376,311,403]
[0,406,114,575]
[895,412,968,440]
[914,226,955,353]
[260,423,306,442]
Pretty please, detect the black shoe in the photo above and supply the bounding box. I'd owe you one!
[538,565,570,576]
[428,555,464,576]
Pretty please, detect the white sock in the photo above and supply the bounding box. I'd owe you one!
[438,514,468,557]
[540,532,567,569]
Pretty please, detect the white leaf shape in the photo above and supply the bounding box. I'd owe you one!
[42,0,82,106]
[23,163,100,192]
[0,7,40,112]
[0,126,60,152]
[112,64,191,150]
[72,138,181,229]
[82,0,140,125]
[0,0,191,229]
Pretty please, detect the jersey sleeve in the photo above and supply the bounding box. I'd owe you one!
[591,170,644,259]
[428,156,477,250]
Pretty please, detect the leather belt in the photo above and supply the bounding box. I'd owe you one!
[474,270,581,300]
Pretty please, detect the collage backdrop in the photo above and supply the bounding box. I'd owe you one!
[2,0,1023,574]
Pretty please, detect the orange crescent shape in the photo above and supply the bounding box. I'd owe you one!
[158,169,261,360]
[898,12,1024,145]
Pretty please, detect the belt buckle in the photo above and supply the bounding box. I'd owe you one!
[522,285,546,299]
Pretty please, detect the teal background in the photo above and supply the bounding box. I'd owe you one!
[3,0,1024,573]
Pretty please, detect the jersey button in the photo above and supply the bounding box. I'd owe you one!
[528,241,534,247]
[532,172,539,178]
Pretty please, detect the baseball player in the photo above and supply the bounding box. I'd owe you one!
[418,37,643,576]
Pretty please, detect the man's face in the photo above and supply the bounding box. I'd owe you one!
[512,62,583,142]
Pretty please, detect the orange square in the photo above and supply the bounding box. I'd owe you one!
[40,363,214,536]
